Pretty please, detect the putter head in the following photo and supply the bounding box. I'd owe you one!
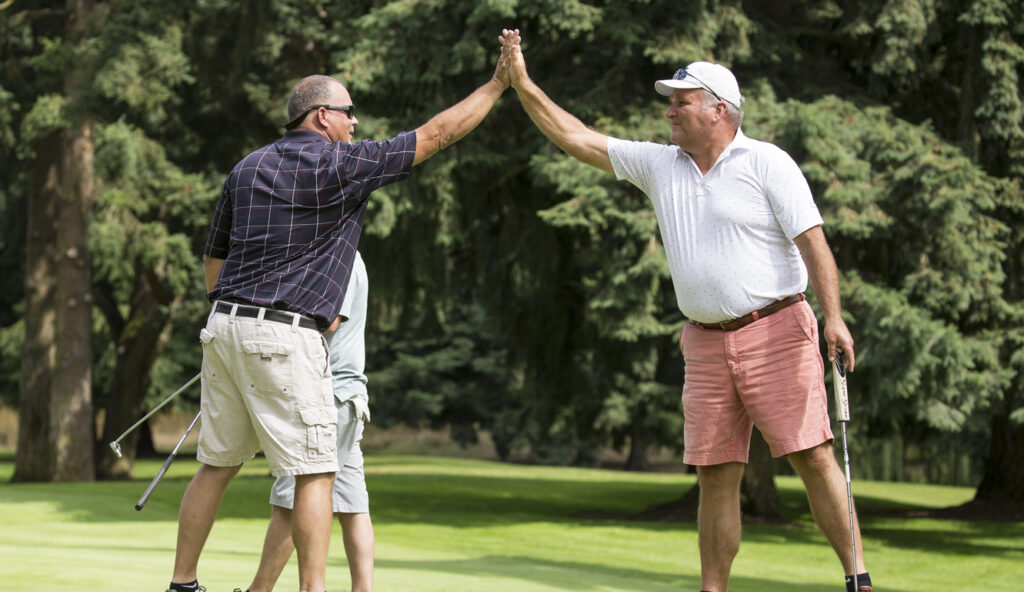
[109,441,123,458]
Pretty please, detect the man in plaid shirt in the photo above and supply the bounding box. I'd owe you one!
[166,42,514,592]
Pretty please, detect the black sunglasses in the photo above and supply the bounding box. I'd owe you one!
[284,104,355,129]
[672,68,725,104]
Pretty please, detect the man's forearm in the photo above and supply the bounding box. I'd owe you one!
[514,75,613,172]
[518,77,572,142]
[795,225,856,368]
[413,79,506,165]
[204,255,225,293]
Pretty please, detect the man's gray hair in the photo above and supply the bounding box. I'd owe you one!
[287,75,340,123]
[699,89,744,127]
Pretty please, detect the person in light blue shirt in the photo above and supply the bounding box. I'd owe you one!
[244,251,374,592]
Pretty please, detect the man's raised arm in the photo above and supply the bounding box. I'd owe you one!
[500,29,613,173]
[413,37,513,165]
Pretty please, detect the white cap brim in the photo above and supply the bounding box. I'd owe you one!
[655,79,702,96]
[654,78,743,107]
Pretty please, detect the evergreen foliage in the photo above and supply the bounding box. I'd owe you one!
[0,0,1020,500]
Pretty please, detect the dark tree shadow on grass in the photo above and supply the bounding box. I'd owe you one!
[369,555,916,592]
[860,498,1024,522]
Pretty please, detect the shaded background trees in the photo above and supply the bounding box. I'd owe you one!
[1,0,1021,507]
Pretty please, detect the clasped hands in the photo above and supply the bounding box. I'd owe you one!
[492,28,525,90]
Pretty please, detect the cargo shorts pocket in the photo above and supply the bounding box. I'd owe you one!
[199,328,219,382]
[299,404,337,459]
[241,339,295,395]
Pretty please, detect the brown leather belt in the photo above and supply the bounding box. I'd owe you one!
[690,293,806,331]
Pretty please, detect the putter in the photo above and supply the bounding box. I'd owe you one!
[135,411,201,511]
[833,350,858,591]
[109,373,200,458]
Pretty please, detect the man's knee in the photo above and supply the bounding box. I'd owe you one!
[788,442,838,475]
[697,462,745,491]
[294,471,336,487]
[192,463,242,489]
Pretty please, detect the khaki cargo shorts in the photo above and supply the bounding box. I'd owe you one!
[270,398,369,514]
[196,303,339,477]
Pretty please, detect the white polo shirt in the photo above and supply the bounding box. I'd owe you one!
[607,129,822,323]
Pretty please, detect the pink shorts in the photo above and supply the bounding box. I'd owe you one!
[679,301,833,465]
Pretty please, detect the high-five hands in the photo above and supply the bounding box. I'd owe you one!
[493,29,516,89]
[499,29,525,88]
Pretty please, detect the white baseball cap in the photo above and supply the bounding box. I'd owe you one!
[655,61,744,108]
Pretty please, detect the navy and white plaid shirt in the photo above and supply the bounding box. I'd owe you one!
[204,129,415,330]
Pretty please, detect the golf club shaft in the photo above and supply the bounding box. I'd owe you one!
[841,422,858,590]
[110,373,200,456]
[833,350,858,589]
[135,411,201,511]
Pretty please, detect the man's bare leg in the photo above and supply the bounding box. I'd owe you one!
[248,509,375,592]
[788,442,867,575]
[171,464,241,584]
[293,472,335,592]
[696,462,745,592]
[247,505,295,592]
[338,513,374,592]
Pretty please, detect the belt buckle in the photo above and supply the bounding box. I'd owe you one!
[718,320,729,330]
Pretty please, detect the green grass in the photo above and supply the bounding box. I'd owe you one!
[1,451,1022,591]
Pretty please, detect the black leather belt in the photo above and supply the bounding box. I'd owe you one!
[691,293,806,331]
[214,302,320,331]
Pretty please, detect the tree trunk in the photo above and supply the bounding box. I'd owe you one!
[974,389,1024,503]
[135,423,158,458]
[13,0,98,483]
[95,263,178,479]
[740,428,781,519]
[956,23,980,161]
[14,120,96,482]
[624,425,649,471]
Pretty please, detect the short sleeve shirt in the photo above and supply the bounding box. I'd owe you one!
[204,129,415,330]
[607,129,822,323]
[328,251,368,404]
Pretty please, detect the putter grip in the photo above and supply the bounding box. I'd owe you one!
[832,350,850,422]
[135,452,176,511]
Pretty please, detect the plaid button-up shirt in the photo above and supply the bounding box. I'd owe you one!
[204,129,415,330]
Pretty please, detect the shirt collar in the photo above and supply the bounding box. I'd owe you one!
[280,129,331,143]
[676,127,753,171]
[697,127,753,162]
[720,127,754,158]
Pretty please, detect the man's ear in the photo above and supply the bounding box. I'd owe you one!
[714,102,728,121]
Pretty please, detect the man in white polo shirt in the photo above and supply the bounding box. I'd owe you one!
[499,30,872,592]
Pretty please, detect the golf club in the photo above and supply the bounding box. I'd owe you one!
[135,411,201,511]
[833,349,858,591]
[109,373,200,458]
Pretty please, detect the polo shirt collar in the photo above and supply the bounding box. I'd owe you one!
[281,129,331,143]
[720,127,754,158]
[677,127,753,172]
